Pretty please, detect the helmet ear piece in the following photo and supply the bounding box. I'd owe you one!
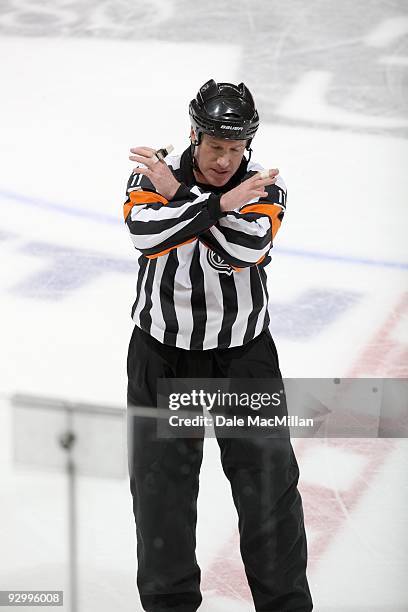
[190,129,201,146]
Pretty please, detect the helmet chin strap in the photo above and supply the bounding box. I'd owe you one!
[190,136,200,172]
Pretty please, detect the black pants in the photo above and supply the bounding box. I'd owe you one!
[127,325,313,612]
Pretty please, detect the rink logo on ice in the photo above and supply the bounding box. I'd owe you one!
[8,240,135,300]
[1,230,362,342]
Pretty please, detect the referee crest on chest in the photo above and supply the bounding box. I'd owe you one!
[206,249,234,275]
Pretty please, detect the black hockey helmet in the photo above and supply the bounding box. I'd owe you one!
[189,79,259,150]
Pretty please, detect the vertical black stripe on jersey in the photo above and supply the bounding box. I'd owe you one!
[160,251,179,346]
[131,254,149,318]
[139,258,157,333]
[258,266,270,329]
[189,243,207,349]
[217,274,238,348]
[243,266,265,344]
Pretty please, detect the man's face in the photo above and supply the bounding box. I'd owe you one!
[193,132,247,187]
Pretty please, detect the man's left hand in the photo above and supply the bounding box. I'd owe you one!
[129,147,181,200]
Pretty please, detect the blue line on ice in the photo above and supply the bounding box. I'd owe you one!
[275,247,408,270]
[0,187,119,225]
[1,187,407,271]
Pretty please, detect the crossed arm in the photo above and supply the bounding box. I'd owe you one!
[123,147,286,267]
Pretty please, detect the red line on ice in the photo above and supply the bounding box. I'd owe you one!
[202,292,408,600]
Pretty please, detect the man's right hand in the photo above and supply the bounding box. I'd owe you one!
[220,169,279,212]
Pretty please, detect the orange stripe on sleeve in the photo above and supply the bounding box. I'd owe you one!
[145,238,197,259]
[123,190,169,221]
[239,202,283,239]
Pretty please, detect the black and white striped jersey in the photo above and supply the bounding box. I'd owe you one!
[123,146,286,350]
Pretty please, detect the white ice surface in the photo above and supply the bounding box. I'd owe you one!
[0,23,407,612]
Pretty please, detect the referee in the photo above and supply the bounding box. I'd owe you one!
[124,79,313,612]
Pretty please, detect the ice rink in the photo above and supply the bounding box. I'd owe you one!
[0,1,407,610]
